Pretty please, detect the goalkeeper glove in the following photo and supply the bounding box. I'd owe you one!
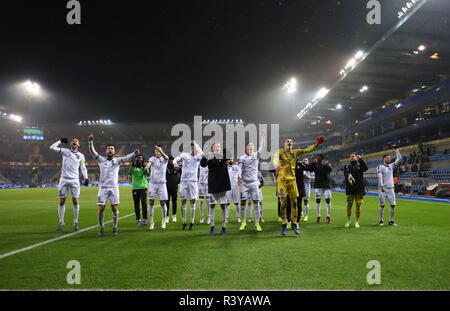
[84,179,89,186]
[60,137,69,144]
[347,174,355,185]
[314,136,326,147]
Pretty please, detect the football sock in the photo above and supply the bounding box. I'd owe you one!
[209,207,215,227]
[253,202,259,221]
[259,202,263,218]
[326,202,331,217]
[98,209,105,228]
[181,202,187,224]
[199,199,204,218]
[240,204,246,222]
[304,203,309,217]
[389,206,395,222]
[112,210,119,228]
[225,205,229,220]
[189,202,195,224]
[316,201,321,217]
[235,203,240,218]
[248,202,253,219]
[162,205,167,221]
[149,205,154,218]
[221,207,226,228]
[73,205,79,223]
[379,206,384,222]
[58,205,65,223]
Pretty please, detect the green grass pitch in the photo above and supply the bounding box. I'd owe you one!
[0,186,449,290]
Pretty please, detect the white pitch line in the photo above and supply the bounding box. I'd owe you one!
[0,206,160,260]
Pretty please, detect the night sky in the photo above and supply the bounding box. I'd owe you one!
[0,0,402,125]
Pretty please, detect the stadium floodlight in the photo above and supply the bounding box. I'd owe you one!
[354,50,364,59]
[418,45,426,51]
[336,104,342,110]
[282,77,297,94]
[360,85,369,93]
[23,80,41,97]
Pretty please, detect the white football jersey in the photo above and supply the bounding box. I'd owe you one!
[228,164,240,188]
[50,140,87,181]
[97,155,132,188]
[148,156,168,184]
[238,152,260,183]
[175,152,202,182]
[377,150,402,189]
[199,165,209,184]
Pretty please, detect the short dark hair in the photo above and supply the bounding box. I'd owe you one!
[316,154,324,160]
[382,154,389,159]
[350,152,357,156]
[106,144,114,148]
[156,145,163,148]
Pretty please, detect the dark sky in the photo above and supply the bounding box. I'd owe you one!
[0,0,402,125]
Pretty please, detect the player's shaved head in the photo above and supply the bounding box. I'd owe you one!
[284,138,293,150]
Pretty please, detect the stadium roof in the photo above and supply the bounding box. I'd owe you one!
[303,0,450,122]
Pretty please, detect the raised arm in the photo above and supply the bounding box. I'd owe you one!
[194,141,204,159]
[88,140,99,159]
[393,149,402,167]
[50,138,68,153]
[257,132,266,154]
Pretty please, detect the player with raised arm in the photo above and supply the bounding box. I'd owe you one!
[273,136,326,236]
[50,137,89,231]
[173,140,203,230]
[238,131,265,232]
[88,134,139,236]
[343,153,368,228]
[377,145,402,226]
[145,145,169,230]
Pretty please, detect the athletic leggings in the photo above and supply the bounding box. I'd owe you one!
[166,187,178,217]
[132,188,148,220]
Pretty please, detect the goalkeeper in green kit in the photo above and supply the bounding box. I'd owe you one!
[129,153,150,226]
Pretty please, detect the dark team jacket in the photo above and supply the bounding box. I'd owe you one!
[166,163,181,191]
[343,159,368,195]
[295,160,307,198]
[304,161,333,189]
[200,152,231,194]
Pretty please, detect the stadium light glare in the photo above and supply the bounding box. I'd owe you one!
[9,114,23,123]
[418,45,426,51]
[336,104,342,110]
[316,88,329,99]
[355,50,364,59]
[23,80,41,97]
[282,77,297,94]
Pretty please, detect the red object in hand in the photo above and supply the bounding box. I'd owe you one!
[315,136,326,147]
[276,165,283,174]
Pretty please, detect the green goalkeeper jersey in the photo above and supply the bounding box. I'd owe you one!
[128,166,150,190]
